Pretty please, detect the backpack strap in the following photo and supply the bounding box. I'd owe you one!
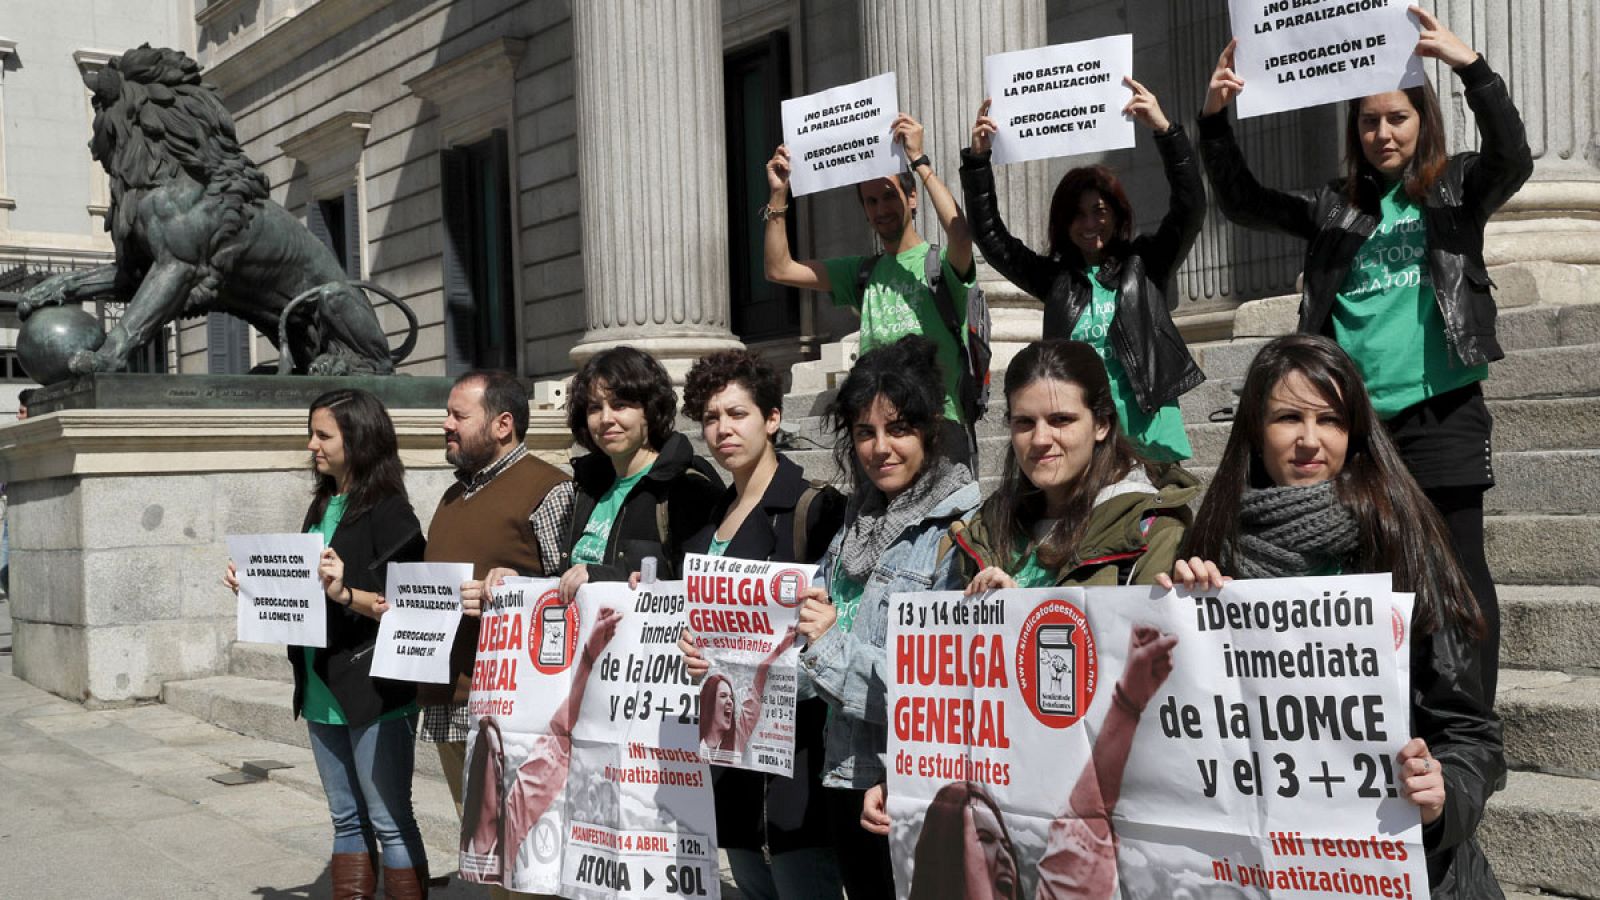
[855,253,883,298]
[792,482,825,562]
[922,244,962,340]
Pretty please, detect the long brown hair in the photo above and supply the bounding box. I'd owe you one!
[300,388,408,530]
[908,781,1019,900]
[1183,335,1483,638]
[1344,81,1448,205]
[983,339,1150,572]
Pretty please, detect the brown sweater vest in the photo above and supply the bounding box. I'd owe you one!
[420,453,568,705]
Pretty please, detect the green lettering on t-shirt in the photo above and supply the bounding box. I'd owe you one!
[1333,182,1487,417]
[1070,267,1192,462]
[823,243,974,424]
[571,464,654,566]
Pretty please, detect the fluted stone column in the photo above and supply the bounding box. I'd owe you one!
[569,0,742,379]
[862,0,1051,366]
[1428,0,1600,269]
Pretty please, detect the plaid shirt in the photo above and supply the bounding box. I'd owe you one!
[420,446,574,743]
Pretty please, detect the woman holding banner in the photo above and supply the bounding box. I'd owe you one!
[961,79,1205,463]
[557,346,723,600]
[1195,5,1533,705]
[675,348,847,900]
[794,336,981,899]
[1166,334,1503,898]
[222,388,429,899]
[943,338,1198,590]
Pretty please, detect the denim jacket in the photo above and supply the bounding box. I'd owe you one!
[799,480,981,789]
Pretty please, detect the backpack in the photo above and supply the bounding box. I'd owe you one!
[856,245,992,426]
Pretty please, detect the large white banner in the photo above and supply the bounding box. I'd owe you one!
[460,577,718,900]
[682,553,812,776]
[983,35,1137,165]
[780,72,903,197]
[370,561,471,683]
[228,533,327,647]
[1229,0,1425,118]
[887,574,1427,899]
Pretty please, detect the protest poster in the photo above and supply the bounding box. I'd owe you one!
[1229,0,1424,118]
[461,577,718,900]
[369,561,471,683]
[887,574,1427,900]
[227,533,326,647]
[682,553,813,775]
[780,72,902,197]
[983,34,1137,165]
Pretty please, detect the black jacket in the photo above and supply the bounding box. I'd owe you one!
[290,492,427,727]
[960,125,1207,413]
[685,454,847,854]
[1197,56,1533,368]
[1411,616,1506,899]
[560,432,724,581]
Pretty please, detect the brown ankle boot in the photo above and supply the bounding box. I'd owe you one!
[383,861,429,899]
[332,852,377,900]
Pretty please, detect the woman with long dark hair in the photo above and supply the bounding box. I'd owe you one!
[962,79,1205,462]
[945,339,1197,591]
[224,388,429,898]
[1196,5,1533,702]
[1166,334,1502,898]
[794,336,981,900]
[557,346,723,600]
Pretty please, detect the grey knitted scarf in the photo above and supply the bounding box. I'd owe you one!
[1234,481,1359,579]
[837,455,971,582]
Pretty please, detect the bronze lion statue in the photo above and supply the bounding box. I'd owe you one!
[13,45,415,376]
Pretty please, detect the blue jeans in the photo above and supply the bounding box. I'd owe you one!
[306,714,426,869]
[726,847,844,900]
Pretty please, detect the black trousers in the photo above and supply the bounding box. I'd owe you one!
[824,787,895,900]
[1384,383,1500,708]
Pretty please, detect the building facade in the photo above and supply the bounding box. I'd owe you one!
[186,0,1598,382]
[0,0,194,406]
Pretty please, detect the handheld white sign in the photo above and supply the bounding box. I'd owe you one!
[780,72,902,197]
[984,34,1137,165]
[1229,0,1424,118]
[371,561,472,683]
[228,533,327,647]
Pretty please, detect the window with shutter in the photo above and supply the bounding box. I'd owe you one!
[440,131,516,374]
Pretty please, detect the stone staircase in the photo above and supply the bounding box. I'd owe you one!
[778,300,1600,899]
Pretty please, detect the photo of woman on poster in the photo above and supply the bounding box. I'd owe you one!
[458,607,622,886]
[882,625,1178,900]
[697,627,797,758]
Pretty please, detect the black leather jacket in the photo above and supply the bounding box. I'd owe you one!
[960,125,1206,413]
[1197,57,1533,368]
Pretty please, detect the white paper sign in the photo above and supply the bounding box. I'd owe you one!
[984,35,1137,165]
[228,533,327,647]
[780,72,902,197]
[371,561,471,683]
[682,553,812,776]
[1229,0,1424,118]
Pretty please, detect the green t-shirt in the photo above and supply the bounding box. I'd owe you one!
[829,572,867,637]
[823,243,974,424]
[571,464,653,566]
[1072,268,1192,462]
[301,495,418,726]
[1333,181,1488,418]
[1013,550,1056,589]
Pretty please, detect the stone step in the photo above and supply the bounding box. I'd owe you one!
[228,641,293,683]
[161,674,447,779]
[1486,516,1600,586]
[1498,670,1600,777]
[1480,771,1600,899]
[1499,586,1600,673]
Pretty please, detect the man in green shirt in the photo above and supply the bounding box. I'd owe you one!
[763,112,977,451]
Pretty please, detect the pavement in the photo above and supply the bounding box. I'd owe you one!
[0,588,483,899]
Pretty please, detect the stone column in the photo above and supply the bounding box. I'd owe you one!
[1429,0,1600,275]
[569,0,743,380]
[861,0,1050,366]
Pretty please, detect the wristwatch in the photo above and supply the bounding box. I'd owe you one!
[909,154,932,171]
